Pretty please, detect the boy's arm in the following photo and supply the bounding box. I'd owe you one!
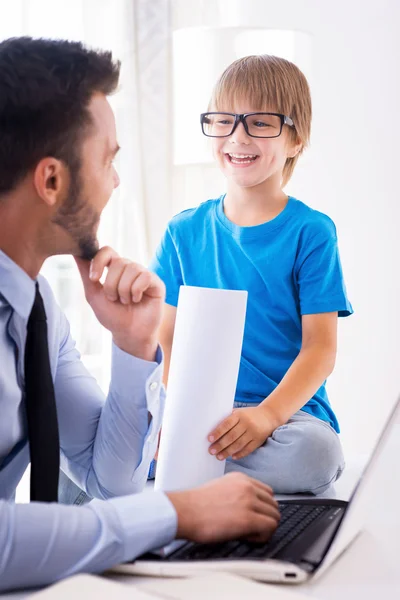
[208,312,338,461]
[159,303,177,386]
[258,311,337,426]
[153,303,176,460]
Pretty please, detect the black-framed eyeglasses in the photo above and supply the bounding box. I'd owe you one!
[200,112,295,139]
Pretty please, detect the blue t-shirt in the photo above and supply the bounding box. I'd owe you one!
[151,195,353,433]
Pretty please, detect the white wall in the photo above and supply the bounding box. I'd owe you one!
[171,0,400,456]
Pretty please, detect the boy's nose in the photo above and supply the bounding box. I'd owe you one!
[113,167,120,189]
[229,121,251,144]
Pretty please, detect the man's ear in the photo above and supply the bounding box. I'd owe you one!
[32,157,68,207]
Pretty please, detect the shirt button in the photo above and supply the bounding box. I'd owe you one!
[149,381,158,392]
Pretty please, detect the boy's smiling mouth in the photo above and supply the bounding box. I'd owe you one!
[225,152,259,166]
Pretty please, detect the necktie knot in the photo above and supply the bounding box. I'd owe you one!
[29,283,47,323]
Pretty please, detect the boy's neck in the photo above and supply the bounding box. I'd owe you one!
[224,183,289,227]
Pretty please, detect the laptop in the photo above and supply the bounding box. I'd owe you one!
[112,397,400,584]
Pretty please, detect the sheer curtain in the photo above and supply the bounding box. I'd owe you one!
[0,0,172,502]
[0,0,172,391]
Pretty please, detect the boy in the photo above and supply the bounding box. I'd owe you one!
[151,55,353,494]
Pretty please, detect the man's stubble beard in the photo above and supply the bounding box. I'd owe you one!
[52,164,100,261]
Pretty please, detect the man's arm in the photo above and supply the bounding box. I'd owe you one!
[0,474,279,593]
[55,324,164,498]
[0,491,176,593]
[53,247,168,499]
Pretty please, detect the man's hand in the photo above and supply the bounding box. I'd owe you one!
[167,473,280,544]
[208,406,278,461]
[75,247,165,361]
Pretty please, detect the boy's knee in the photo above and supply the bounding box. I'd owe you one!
[276,420,345,493]
[226,419,345,494]
[247,419,343,493]
[292,421,343,464]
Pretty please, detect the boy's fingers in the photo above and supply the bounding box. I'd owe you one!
[209,422,246,455]
[232,440,257,460]
[208,412,240,443]
[214,431,250,460]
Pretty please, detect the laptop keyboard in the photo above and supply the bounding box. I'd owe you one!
[166,503,330,562]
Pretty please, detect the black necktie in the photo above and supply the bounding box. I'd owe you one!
[24,282,60,502]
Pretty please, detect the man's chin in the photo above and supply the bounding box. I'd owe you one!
[78,238,99,261]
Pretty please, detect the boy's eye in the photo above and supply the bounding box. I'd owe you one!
[217,119,233,125]
[253,120,271,128]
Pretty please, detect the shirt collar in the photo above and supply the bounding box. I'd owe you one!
[0,250,36,319]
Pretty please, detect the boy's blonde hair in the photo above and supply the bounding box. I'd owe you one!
[210,55,312,187]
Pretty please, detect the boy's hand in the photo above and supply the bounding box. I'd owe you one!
[208,406,277,460]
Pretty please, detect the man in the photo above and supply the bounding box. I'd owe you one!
[0,37,280,592]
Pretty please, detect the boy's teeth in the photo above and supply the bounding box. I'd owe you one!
[228,153,258,164]
[229,154,257,158]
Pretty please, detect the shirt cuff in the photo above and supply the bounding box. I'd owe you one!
[110,342,164,415]
[108,491,177,563]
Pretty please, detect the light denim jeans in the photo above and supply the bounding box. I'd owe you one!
[148,403,345,495]
[58,470,91,506]
[225,402,345,495]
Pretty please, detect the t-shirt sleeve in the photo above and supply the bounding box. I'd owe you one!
[295,220,353,318]
[149,226,183,307]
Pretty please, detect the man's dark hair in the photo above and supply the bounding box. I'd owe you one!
[0,37,120,195]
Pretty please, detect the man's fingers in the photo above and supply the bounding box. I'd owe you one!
[208,412,240,444]
[89,246,119,282]
[130,270,153,303]
[252,493,281,521]
[132,271,165,300]
[103,258,131,301]
[116,264,165,305]
[247,513,279,542]
[74,257,103,298]
[117,262,143,304]
[251,479,276,501]
[246,519,279,543]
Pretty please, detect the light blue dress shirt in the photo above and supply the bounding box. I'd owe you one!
[0,250,177,592]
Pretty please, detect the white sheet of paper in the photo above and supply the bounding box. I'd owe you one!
[155,286,247,492]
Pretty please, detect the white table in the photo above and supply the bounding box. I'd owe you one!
[107,425,400,599]
[3,427,400,599]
